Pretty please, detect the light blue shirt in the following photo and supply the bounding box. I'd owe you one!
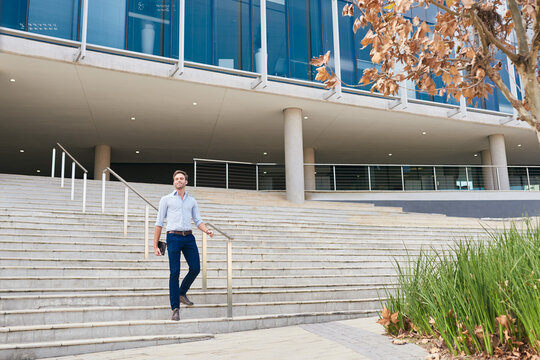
[155,191,203,231]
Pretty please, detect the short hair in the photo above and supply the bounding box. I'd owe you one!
[173,170,188,181]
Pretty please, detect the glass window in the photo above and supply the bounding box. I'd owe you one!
[27,0,79,40]
[87,0,126,49]
[185,0,212,64]
[267,0,288,76]
[127,0,173,57]
[1,0,27,31]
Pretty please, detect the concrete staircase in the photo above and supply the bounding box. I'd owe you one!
[0,173,503,359]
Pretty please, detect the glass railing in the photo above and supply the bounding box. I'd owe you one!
[194,159,540,192]
[0,0,517,112]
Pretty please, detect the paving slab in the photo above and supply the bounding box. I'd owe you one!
[48,317,428,360]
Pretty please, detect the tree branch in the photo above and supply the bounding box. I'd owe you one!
[470,10,519,62]
[506,0,529,56]
[484,60,535,128]
[426,0,459,17]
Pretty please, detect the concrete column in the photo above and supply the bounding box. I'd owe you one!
[481,150,495,190]
[94,144,111,180]
[304,147,316,191]
[283,108,305,203]
[488,134,510,190]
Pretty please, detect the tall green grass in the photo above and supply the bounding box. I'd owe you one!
[382,220,540,356]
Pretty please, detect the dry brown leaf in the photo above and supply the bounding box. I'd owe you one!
[462,0,475,9]
[391,311,399,324]
[392,339,408,345]
[429,347,440,354]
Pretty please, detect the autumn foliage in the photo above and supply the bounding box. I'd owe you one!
[312,0,540,139]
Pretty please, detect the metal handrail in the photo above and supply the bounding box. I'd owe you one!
[51,143,88,212]
[101,166,235,318]
[103,167,157,210]
[194,158,539,192]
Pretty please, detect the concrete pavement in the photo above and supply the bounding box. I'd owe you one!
[48,317,428,360]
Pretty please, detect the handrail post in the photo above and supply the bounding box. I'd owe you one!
[124,188,128,237]
[101,172,106,213]
[526,167,531,190]
[51,148,56,178]
[74,0,88,61]
[144,204,149,260]
[400,166,405,191]
[367,166,372,191]
[256,164,259,191]
[465,167,470,190]
[227,240,233,318]
[71,162,75,200]
[194,160,197,187]
[226,162,229,189]
[202,231,207,291]
[82,173,87,213]
[433,166,438,191]
[333,165,337,191]
[496,167,501,190]
[61,152,66,188]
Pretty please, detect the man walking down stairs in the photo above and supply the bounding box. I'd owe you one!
[153,170,214,321]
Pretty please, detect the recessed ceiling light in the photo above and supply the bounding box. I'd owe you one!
[9,79,16,82]
[474,153,478,157]
[36,169,41,173]
[263,152,267,155]
[192,102,198,106]
[388,153,392,156]
[19,149,24,153]
[517,144,522,147]
[135,150,140,154]
[422,131,427,135]
[303,116,308,119]
[130,116,136,121]
[263,171,267,174]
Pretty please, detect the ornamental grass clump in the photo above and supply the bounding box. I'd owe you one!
[379,220,540,357]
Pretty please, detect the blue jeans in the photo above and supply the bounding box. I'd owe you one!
[166,233,200,310]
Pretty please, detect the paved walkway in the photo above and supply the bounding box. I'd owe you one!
[49,317,428,360]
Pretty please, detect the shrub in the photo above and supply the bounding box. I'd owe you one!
[380,220,540,356]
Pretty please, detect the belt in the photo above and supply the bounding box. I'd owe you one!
[167,230,192,236]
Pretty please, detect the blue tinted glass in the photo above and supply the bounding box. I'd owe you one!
[495,52,513,114]
[288,0,309,80]
[338,0,356,85]
[267,0,287,76]
[87,0,126,49]
[27,0,79,40]
[1,0,27,31]
[214,0,240,69]
[185,0,212,65]
[251,0,262,72]
[127,0,172,57]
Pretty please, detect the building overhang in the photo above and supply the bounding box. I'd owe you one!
[1,30,539,176]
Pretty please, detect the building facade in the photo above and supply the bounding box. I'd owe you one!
[1,0,539,202]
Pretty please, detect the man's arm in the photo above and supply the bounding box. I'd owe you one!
[154,196,167,256]
[154,226,163,256]
[197,223,214,238]
[192,200,213,237]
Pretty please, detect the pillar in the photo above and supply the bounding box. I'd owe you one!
[283,108,305,203]
[488,134,510,190]
[94,144,111,180]
[304,147,316,191]
[481,150,495,190]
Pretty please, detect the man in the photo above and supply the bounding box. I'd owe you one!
[154,170,214,321]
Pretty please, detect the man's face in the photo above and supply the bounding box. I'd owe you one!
[173,173,187,190]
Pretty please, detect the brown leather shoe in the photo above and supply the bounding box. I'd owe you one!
[171,308,180,321]
[179,295,194,306]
